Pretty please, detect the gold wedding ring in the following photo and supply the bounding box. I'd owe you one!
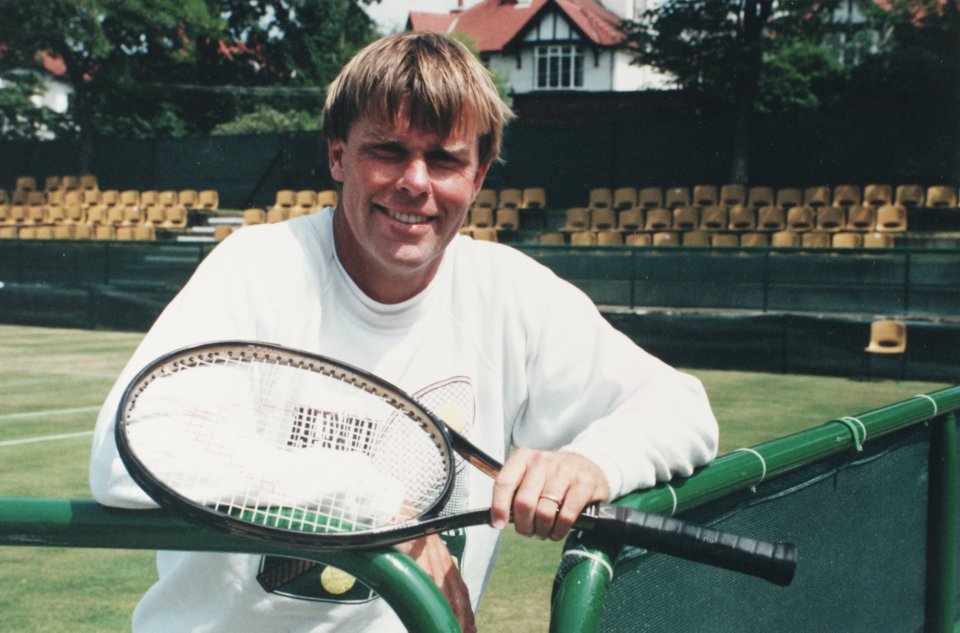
[539,493,562,505]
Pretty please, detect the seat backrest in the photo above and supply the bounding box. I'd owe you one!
[474,189,497,208]
[719,184,746,208]
[775,188,802,209]
[925,185,958,208]
[863,232,894,248]
[801,231,831,247]
[570,230,596,245]
[845,205,875,231]
[625,232,651,246]
[643,208,672,231]
[865,320,906,354]
[747,186,774,209]
[521,187,546,209]
[832,184,861,208]
[727,204,756,230]
[316,190,337,208]
[832,232,862,248]
[895,185,924,208]
[816,206,846,232]
[682,230,709,246]
[539,231,565,244]
[700,205,728,231]
[740,232,769,247]
[612,187,638,210]
[243,208,266,225]
[637,187,663,209]
[562,207,591,231]
[198,189,219,210]
[15,176,37,191]
[79,174,99,191]
[470,206,494,228]
[786,206,815,231]
[862,184,892,207]
[617,208,643,231]
[804,186,831,208]
[588,188,613,209]
[672,206,699,230]
[652,231,679,246]
[296,190,317,210]
[591,208,617,231]
[664,187,690,209]
[495,207,519,230]
[771,230,801,247]
[757,205,786,231]
[692,185,717,207]
[472,227,498,242]
[711,233,739,247]
[875,204,907,232]
[275,189,296,208]
[596,230,623,245]
[498,188,522,209]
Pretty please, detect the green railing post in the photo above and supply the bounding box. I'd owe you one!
[926,412,958,632]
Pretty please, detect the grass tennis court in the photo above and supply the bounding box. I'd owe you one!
[0,324,949,631]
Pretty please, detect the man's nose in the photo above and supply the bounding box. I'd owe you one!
[396,157,429,196]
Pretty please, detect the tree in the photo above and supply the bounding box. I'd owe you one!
[0,0,380,142]
[626,0,846,183]
[846,0,960,184]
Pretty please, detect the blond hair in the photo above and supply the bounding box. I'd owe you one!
[323,32,513,166]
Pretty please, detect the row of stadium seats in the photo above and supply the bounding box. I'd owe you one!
[575,183,958,212]
[0,187,219,231]
[535,229,896,248]
[463,202,908,235]
[0,224,158,241]
[473,187,546,211]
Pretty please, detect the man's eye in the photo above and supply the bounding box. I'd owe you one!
[371,144,404,158]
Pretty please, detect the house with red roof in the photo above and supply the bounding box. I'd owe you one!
[407,0,671,94]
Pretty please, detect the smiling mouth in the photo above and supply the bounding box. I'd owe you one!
[382,206,431,225]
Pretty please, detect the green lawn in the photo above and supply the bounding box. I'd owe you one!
[0,325,949,631]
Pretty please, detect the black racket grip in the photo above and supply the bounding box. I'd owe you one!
[580,503,797,586]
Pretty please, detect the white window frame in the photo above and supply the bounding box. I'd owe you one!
[534,44,584,90]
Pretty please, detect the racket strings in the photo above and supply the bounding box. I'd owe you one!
[124,347,454,537]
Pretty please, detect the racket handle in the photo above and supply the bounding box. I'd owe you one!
[579,503,797,586]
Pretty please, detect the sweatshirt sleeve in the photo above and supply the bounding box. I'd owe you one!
[511,266,718,501]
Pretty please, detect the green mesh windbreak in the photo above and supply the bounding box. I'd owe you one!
[595,426,930,633]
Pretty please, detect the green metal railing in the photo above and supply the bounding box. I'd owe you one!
[0,499,459,632]
[550,386,960,633]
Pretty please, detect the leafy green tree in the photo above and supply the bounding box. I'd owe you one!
[626,0,846,182]
[0,0,380,141]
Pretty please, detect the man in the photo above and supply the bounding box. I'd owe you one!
[90,32,717,632]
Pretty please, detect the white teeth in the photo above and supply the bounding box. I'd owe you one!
[388,210,424,224]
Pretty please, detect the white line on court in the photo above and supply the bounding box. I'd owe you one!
[0,406,100,422]
[0,430,94,447]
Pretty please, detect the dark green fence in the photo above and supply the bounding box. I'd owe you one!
[1,240,958,379]
[516,244,960,317]
[551,387,960,633]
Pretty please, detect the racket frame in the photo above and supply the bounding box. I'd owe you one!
[115,341,461,550]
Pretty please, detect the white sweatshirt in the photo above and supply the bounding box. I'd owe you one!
[89,209,717,632]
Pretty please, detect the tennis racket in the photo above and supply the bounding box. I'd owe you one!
[115,341,797,586]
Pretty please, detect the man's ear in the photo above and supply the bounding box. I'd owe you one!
[472,161,491,197]
[329,140,345,183]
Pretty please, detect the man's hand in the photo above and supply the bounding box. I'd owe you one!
[490,449,609,541]
[395,534,476,633]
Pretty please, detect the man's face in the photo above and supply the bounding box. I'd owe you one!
[329,110,489,303]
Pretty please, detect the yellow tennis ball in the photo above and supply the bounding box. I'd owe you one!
[320,566,356,595]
